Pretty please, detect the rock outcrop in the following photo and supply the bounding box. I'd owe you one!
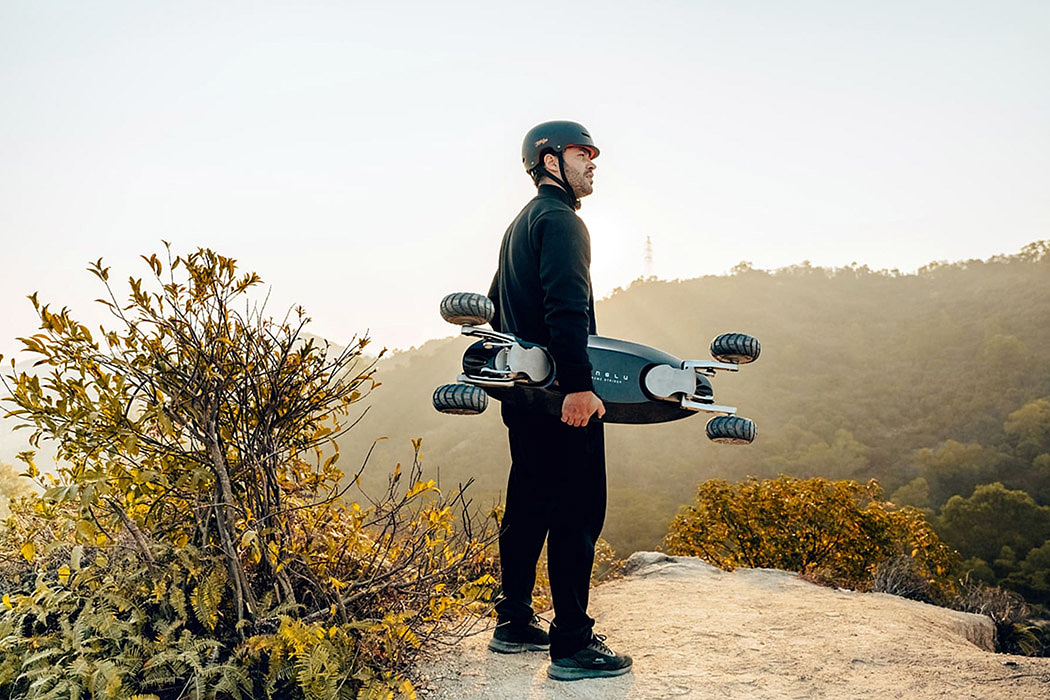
[418,553,1050,699]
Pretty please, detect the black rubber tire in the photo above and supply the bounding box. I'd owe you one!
[706,415,757,444]
[440,292,495,326]
[432,383,488,415]
[710,332,761,364]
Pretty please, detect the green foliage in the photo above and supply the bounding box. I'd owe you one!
[998,539,1050,609]
[911,441,1004,508]
[663,476,957,598]
[1005,398,1050,463]
[1,543,240,700]
[889,477,931,510]
[0,246,494,699]
[936,483,1050,565]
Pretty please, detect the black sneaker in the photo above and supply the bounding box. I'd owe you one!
[547,633,633,681]
[487,616,551,653]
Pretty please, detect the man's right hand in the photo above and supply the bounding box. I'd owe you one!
[561,391,606,428]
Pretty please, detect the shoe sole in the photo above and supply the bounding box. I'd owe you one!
[546,663,633,681]
[487,638,550,654]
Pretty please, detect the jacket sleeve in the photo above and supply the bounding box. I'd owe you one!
[486,270,501,332]
[536,211,594,393]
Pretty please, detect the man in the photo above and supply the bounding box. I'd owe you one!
[485,121,633,681]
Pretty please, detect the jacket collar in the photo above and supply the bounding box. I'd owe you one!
[537,184,578,209]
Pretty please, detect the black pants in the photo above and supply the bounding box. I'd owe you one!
[495,403,607,658]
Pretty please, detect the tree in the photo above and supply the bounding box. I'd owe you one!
[890,477,931,510]
[0,247,492,699]
[937,483,1050,565]
[1006,539,1050,606]
[913,440,1002,507]
[1005,398,1050,461]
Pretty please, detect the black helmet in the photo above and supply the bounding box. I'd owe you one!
[522,120,599,172]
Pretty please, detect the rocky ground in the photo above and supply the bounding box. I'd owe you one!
[417,552,1050,700]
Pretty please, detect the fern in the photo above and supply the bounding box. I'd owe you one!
[168,585,188,622]
[212,662,252,700]
[295,643,338,700]
[191,569,224,631]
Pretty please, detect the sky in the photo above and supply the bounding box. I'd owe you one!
[1,0,1048,361]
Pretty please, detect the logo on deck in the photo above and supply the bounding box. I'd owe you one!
[594,370,629,385]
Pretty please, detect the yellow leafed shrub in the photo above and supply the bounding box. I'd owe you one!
[663,476,957,600]
[0,246,496,699]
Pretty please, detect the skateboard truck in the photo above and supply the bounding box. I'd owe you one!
[460,325,553,386]
[643,363,738,416]
[682,360,740,376]
[680,397,737,415]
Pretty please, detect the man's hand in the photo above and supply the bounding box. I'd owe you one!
[561,391,606,428]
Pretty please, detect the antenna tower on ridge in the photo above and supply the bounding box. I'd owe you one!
[644,235,654,278]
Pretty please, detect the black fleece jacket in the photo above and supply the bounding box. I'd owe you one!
[488,185,597,394]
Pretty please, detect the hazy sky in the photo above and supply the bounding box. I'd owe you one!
[2,0,1047,360]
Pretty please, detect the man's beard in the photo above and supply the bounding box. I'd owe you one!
[566,167,593,198]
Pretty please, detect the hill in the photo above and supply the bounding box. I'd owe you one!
[417,552,1050,700]
[340,242,1050,557]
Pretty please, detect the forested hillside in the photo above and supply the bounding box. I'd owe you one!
[341,242,1050,598]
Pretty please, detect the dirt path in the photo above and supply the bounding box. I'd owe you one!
[418,553,1050,700]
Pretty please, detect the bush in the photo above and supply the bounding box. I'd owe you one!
[0,247,494,699]
[953,576,1047,656]
[663,476,957,599]
[871,555,937,602]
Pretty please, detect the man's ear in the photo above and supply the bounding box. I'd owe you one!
[543,152,560,177]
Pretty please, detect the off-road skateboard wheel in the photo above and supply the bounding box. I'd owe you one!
[433,383,488,415]
[710,333,761,364]
[706,415,757,444]
[440,292,495,327]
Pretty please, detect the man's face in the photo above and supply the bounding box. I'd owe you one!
[552,146,596,198]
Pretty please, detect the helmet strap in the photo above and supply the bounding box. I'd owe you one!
[542,151,581,210]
